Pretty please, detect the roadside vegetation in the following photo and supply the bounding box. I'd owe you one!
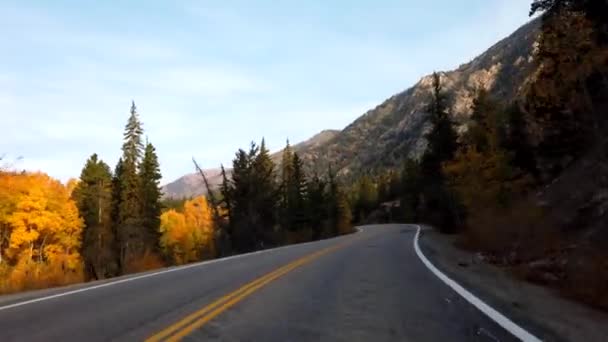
[346,0,608,310]
[0,105,353,294]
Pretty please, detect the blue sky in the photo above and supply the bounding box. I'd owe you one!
[1,0,532,183]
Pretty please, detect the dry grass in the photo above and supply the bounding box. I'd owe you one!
[458,198,608,311]
[457,199,560,264]
[285,228,313,245]
[0,262,84,295]
[122,251,165,274]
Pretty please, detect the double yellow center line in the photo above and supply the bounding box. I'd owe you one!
[146,243,345,342]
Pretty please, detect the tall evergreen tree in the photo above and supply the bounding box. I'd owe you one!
[421,72,459,178]
[286,152,308,231]
[116,101,145,270]
[419,72,461,231]
[252,139,278,245]
[227,141,279,252]
[229,148,254,252]
[139,141,162,255]
[400,158,422,222]
[111,158,124,230]
[280,139,294,230]
[73,154,118,279]
[307,171,327,240]
[216,164,233,254]
[324,165,340,236]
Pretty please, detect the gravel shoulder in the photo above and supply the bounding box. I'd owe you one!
[418,227,608,342]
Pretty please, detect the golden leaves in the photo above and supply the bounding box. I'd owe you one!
[0,172,84,293]
[160,196,216,265]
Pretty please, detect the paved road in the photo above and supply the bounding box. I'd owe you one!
[0,225,523,341]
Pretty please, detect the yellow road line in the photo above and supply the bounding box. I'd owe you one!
[146,258,298,342]
[146,244,343,342]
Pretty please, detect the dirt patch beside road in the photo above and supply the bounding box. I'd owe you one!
[419,227,608,342]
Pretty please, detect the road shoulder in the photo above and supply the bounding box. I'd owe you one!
[418,227,608,342]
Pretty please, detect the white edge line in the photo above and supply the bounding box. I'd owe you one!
[0,227,364,312]
[413,225,542,342]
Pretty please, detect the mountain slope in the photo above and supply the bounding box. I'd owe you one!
[301,19,540,177]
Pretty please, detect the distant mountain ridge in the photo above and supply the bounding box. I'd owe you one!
[162,129,340,199]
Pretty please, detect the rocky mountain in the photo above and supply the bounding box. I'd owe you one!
[162,168,225,199]
[298,19,541,177]
[162,129,340,199]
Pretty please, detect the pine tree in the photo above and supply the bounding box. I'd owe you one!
[400,159,422,222]
[252,139,278,246]
[73,154,118,279]
[228,144,261,252]
[419,72,461,231]
[324,165,340,236]
[116,101,145,271]
[287,152,308,232]
[139,141,162,256]
[215,164,232,255]
[307,172,327,240]
[421,72,459,178]
[111,159,124,231]
[279,139,294,230]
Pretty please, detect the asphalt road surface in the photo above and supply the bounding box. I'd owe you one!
[0,225,526,341]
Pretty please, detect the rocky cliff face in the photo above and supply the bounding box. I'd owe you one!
[300,19,541,177]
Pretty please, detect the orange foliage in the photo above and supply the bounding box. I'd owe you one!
[123,250,165,274]
[0,172,84,293]
[160,196,215,265]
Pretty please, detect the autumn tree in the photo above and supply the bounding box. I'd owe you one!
[0,172,84,292]
[183,196,215,259]
[445,91,533,223]
[72,154,118,280]
[335,188,353,235]
[159,209,188,265]
[159,196,215,265]
[526,0,608,178]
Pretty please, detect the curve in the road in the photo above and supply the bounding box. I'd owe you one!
[413,225,542,342]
